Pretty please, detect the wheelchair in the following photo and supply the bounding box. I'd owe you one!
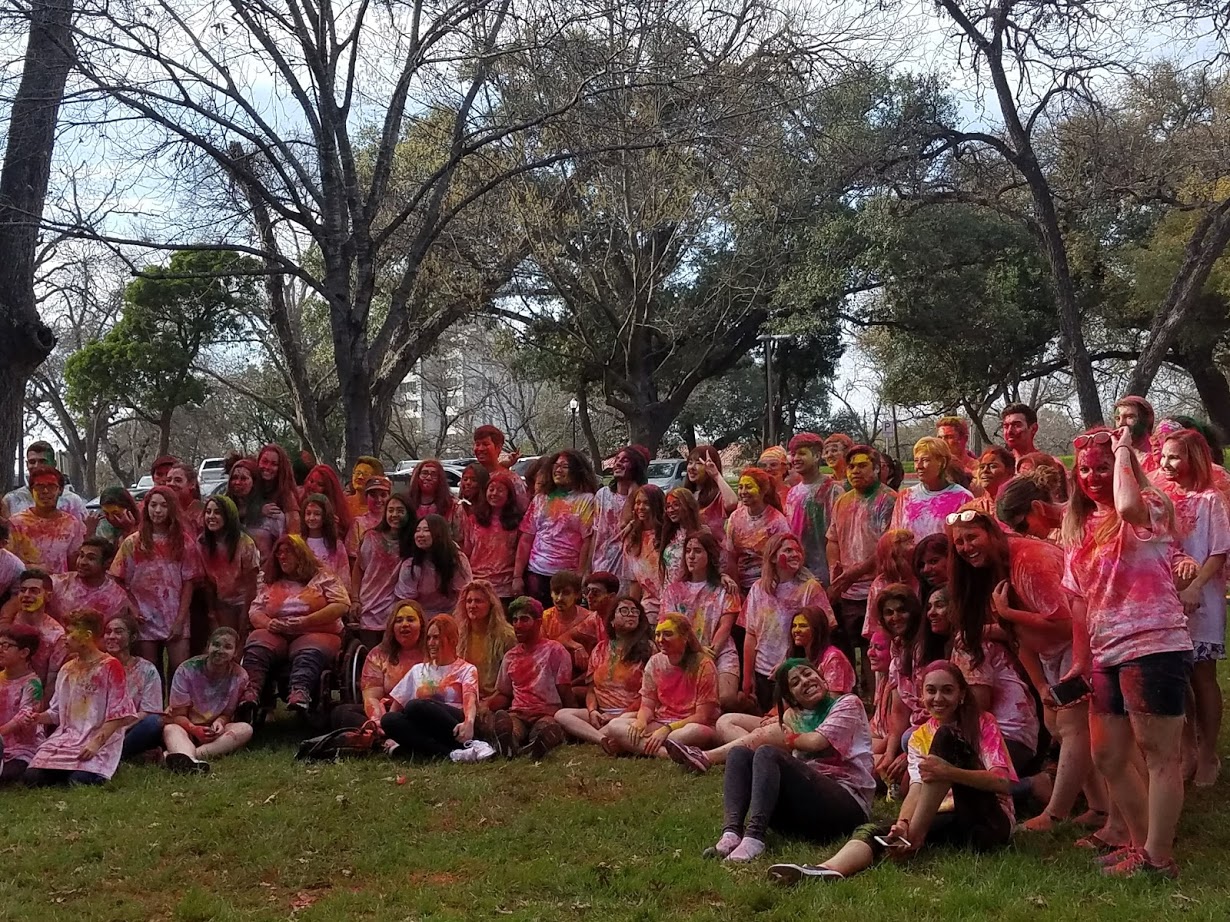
[248,630,369,728]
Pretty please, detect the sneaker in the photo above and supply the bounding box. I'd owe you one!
[768,863,845,885]
[1102,849,1180,880]
[449,740,496,763]
[287,688,311,713]
[664,739,711,774]
[1096,845,1140,867]
[165,752,210,775]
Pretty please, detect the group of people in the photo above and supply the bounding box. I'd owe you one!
[0,398,1222,883]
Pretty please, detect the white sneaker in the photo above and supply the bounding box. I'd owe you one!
[449,740,496,763]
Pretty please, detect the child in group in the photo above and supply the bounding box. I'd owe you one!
[26,609,136,786]
[0,624,43,784]
[164,627,252,774]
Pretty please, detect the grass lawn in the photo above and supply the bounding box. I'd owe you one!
[4,716,1230,922]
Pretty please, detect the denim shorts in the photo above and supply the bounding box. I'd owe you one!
[1092,651,1193,717]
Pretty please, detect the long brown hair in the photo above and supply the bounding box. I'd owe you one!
[408,460,457,518]
[1161,428,1215,492]
[686,445,723,509]
[660,488,702,565]
[299,493,341,552]
[379,600,428,667]
[137,486,187,561]
[256,444,299,515]
[621,484,665,555]
[758,533,809,591]
[919,659,984,754]
[875,529,915,585]
[605,595,655,666]
[946,510,1010,668]
[1062,426,1174,547]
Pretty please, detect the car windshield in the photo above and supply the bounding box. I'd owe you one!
[647,461,678,477]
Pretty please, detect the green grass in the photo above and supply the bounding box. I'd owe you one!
[4,716,1230,921]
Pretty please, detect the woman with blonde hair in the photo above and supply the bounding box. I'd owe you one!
[603,614,719,758]
[454,580,516,703]
[890,437,973,540]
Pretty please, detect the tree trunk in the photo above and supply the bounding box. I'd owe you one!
[1126,201,1230,399]
[0,0,73,492]
[577,389,602,468]
[158,409,172,457]
[1177,344,1230,444]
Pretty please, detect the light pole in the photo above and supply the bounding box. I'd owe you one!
[757,334,793,448]
[569,398,578,450]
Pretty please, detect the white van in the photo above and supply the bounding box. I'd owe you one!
[198,458,228,485]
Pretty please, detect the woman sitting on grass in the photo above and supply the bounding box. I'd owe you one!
[330,601,426,731]
[556,596,655,748]
[382,615,486,761]
[603,614,718,758]
[768,660,1015,884]
[163,627,252,774]
[100,613,164,761]
[700,659,874,863]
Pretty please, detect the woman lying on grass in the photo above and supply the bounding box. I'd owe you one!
[768,659,1014,883]
[701,659,873,863]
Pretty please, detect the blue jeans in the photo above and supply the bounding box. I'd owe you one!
[122,714,166,758]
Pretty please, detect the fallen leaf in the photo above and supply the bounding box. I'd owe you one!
[290,890,322,912]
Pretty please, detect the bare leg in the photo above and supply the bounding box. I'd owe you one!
[195,723,254,760]
[1191,661,1222,786]
[812,839,875,878]
[659,723,715,760]
[715,713,762,745]
[1023,703,1092,830]
[1090,713,1148,847]
[556,708,608,746]
[162,723,199,759]
[604,717,666,756]
[167,637,191,678]
[703,723,786,766]
[1131,712,1186,863]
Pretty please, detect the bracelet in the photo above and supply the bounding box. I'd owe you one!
[1113,445,1132,453]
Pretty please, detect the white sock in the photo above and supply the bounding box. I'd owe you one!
[714,831,742,857]
[726,836,766,862]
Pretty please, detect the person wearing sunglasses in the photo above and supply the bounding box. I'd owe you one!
[1060,425,1189,879]
[945,506,1104,834]
[890,438,972,542]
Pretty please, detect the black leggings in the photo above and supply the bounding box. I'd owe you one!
[723,745,868,842]
[380,700,464,760]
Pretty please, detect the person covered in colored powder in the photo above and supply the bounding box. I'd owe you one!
[163,627,252,773]
[0,624,44,784]
[26,609,136,786]
[785,432,845,586]
[512,450,597,606]
[890,437,973,540]
[9,466,85,573]
[484,596,575,759]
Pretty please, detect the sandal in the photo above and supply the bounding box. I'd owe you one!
[1074,833,1122,853]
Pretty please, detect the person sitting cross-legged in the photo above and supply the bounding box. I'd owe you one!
[483,597,575,759]
[603,614,719,759]
[162,627,252,774]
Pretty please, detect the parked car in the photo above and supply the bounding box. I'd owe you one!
[198,457,227,485]
[646,458,687,492]
[389,463,463,497]
[86,477,225,511]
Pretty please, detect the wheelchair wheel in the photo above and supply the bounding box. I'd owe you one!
[339,637,369,705]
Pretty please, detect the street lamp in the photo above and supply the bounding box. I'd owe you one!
[757,334,794,448]
[569,398,579,449]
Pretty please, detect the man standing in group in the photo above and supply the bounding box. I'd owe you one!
[474,425,526,500]
[9,469,85,575]
[785,433,844,585]
[2,442,86,521]
[1114,395,1157,472]
[936,416,980,478]
[1000,403,1042,463]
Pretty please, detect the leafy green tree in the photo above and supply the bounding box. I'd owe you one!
[65,251,261,455]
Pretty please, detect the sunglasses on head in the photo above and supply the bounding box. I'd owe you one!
[945,510,986,526]
[1072,431,1113,450]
